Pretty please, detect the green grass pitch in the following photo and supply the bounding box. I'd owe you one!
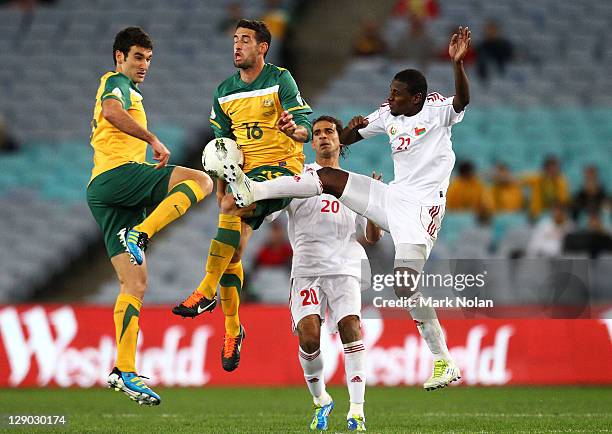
[1,386,611,433]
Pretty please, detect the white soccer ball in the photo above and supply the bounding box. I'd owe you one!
[202,137,243,178]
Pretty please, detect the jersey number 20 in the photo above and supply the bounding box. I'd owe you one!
[300,288,319,306]
[321,199,339,213]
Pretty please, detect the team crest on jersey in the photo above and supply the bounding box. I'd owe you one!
[389,125,397,135]
[262,98,274,107]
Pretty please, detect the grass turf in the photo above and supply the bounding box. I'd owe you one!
[0,386,611,433]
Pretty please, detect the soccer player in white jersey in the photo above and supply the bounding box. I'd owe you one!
[286,116,382,431]
[280,115,381,431]
[222,26,472,391]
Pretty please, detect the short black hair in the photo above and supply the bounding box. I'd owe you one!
[236,19,272,58]
[113,27,153,66]
[313,115,350,159]
[393,69,428,99]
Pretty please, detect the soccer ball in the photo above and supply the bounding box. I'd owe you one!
[202,137,243,178]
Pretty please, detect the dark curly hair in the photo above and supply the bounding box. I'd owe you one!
[113,27,153,66]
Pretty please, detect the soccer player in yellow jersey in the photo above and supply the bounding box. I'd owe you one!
[172,20,312,372]
[86,27,213,405]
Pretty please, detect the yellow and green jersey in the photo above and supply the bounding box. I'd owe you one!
[89,72,147,181]
[210,63,312,174]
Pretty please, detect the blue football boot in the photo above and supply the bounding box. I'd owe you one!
[309,399,334,430]
[118,228,149,265]
[107,367,161,406]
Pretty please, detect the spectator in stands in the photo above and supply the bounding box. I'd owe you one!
[253,220,292,270]
[0,114,20,153]
[352,19,387,57]
[524,156,570,218]
[526,202,572,258]
[446,160,493,213]
[389,15,435,71]
[218,2,243,35]
[571,165,607,221]
[391,0,439,20]
[564,211,612,259]
[476,20,513,82]
[490,162,524,212]
[260,0,288,40]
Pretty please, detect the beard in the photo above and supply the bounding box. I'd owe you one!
[234,56,255,69]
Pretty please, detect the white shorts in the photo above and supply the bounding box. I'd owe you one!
[289,275,362,334]
[339,172,445,259]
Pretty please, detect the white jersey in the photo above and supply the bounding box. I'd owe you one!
[286,163,369,280]
[358,92,465,205]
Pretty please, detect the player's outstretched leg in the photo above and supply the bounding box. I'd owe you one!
[124,171,211,265]
[222,162,254,207]
[223,163,326,208]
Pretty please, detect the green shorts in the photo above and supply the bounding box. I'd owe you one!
[242,165,295,230]
[86,162,175,258]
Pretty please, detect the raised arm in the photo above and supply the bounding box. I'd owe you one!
[339,116,368,145]
[448,26,471,113]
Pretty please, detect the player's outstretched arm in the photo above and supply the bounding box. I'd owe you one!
[102,98,170,168]
[339,116,368,146]
[449,26,471,113]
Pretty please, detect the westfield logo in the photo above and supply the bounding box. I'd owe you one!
[0,306,213,387]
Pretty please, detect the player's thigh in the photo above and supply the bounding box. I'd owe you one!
[339,171,390,231]
[87,162,175,209]
[167,165,212,193]
[110,253,148,299]
[321,275,362,334]
[290,277,326,335]
[87,199,145,259]
[242,165,294,230]
[388,198,444,261]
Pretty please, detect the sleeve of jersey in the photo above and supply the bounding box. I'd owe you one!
[101,74,132,110]
[210,92,233,139]
[278,70,313,140]
[358,106,387,139]
[427,94,465,127]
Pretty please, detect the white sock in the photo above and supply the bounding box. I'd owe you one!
[299,347,328,402]
[252,170,322,202]
[408,292,452,362]
[349,403,364,418]
[343,340,366,413]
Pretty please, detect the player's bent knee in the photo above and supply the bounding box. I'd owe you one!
[297,315,321,353]
[120,276,148,300]
[317,167,348,198]
[220,194,239,214]
[338,315,362,343]
[195,171,214,195]
[393,267,419,299]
